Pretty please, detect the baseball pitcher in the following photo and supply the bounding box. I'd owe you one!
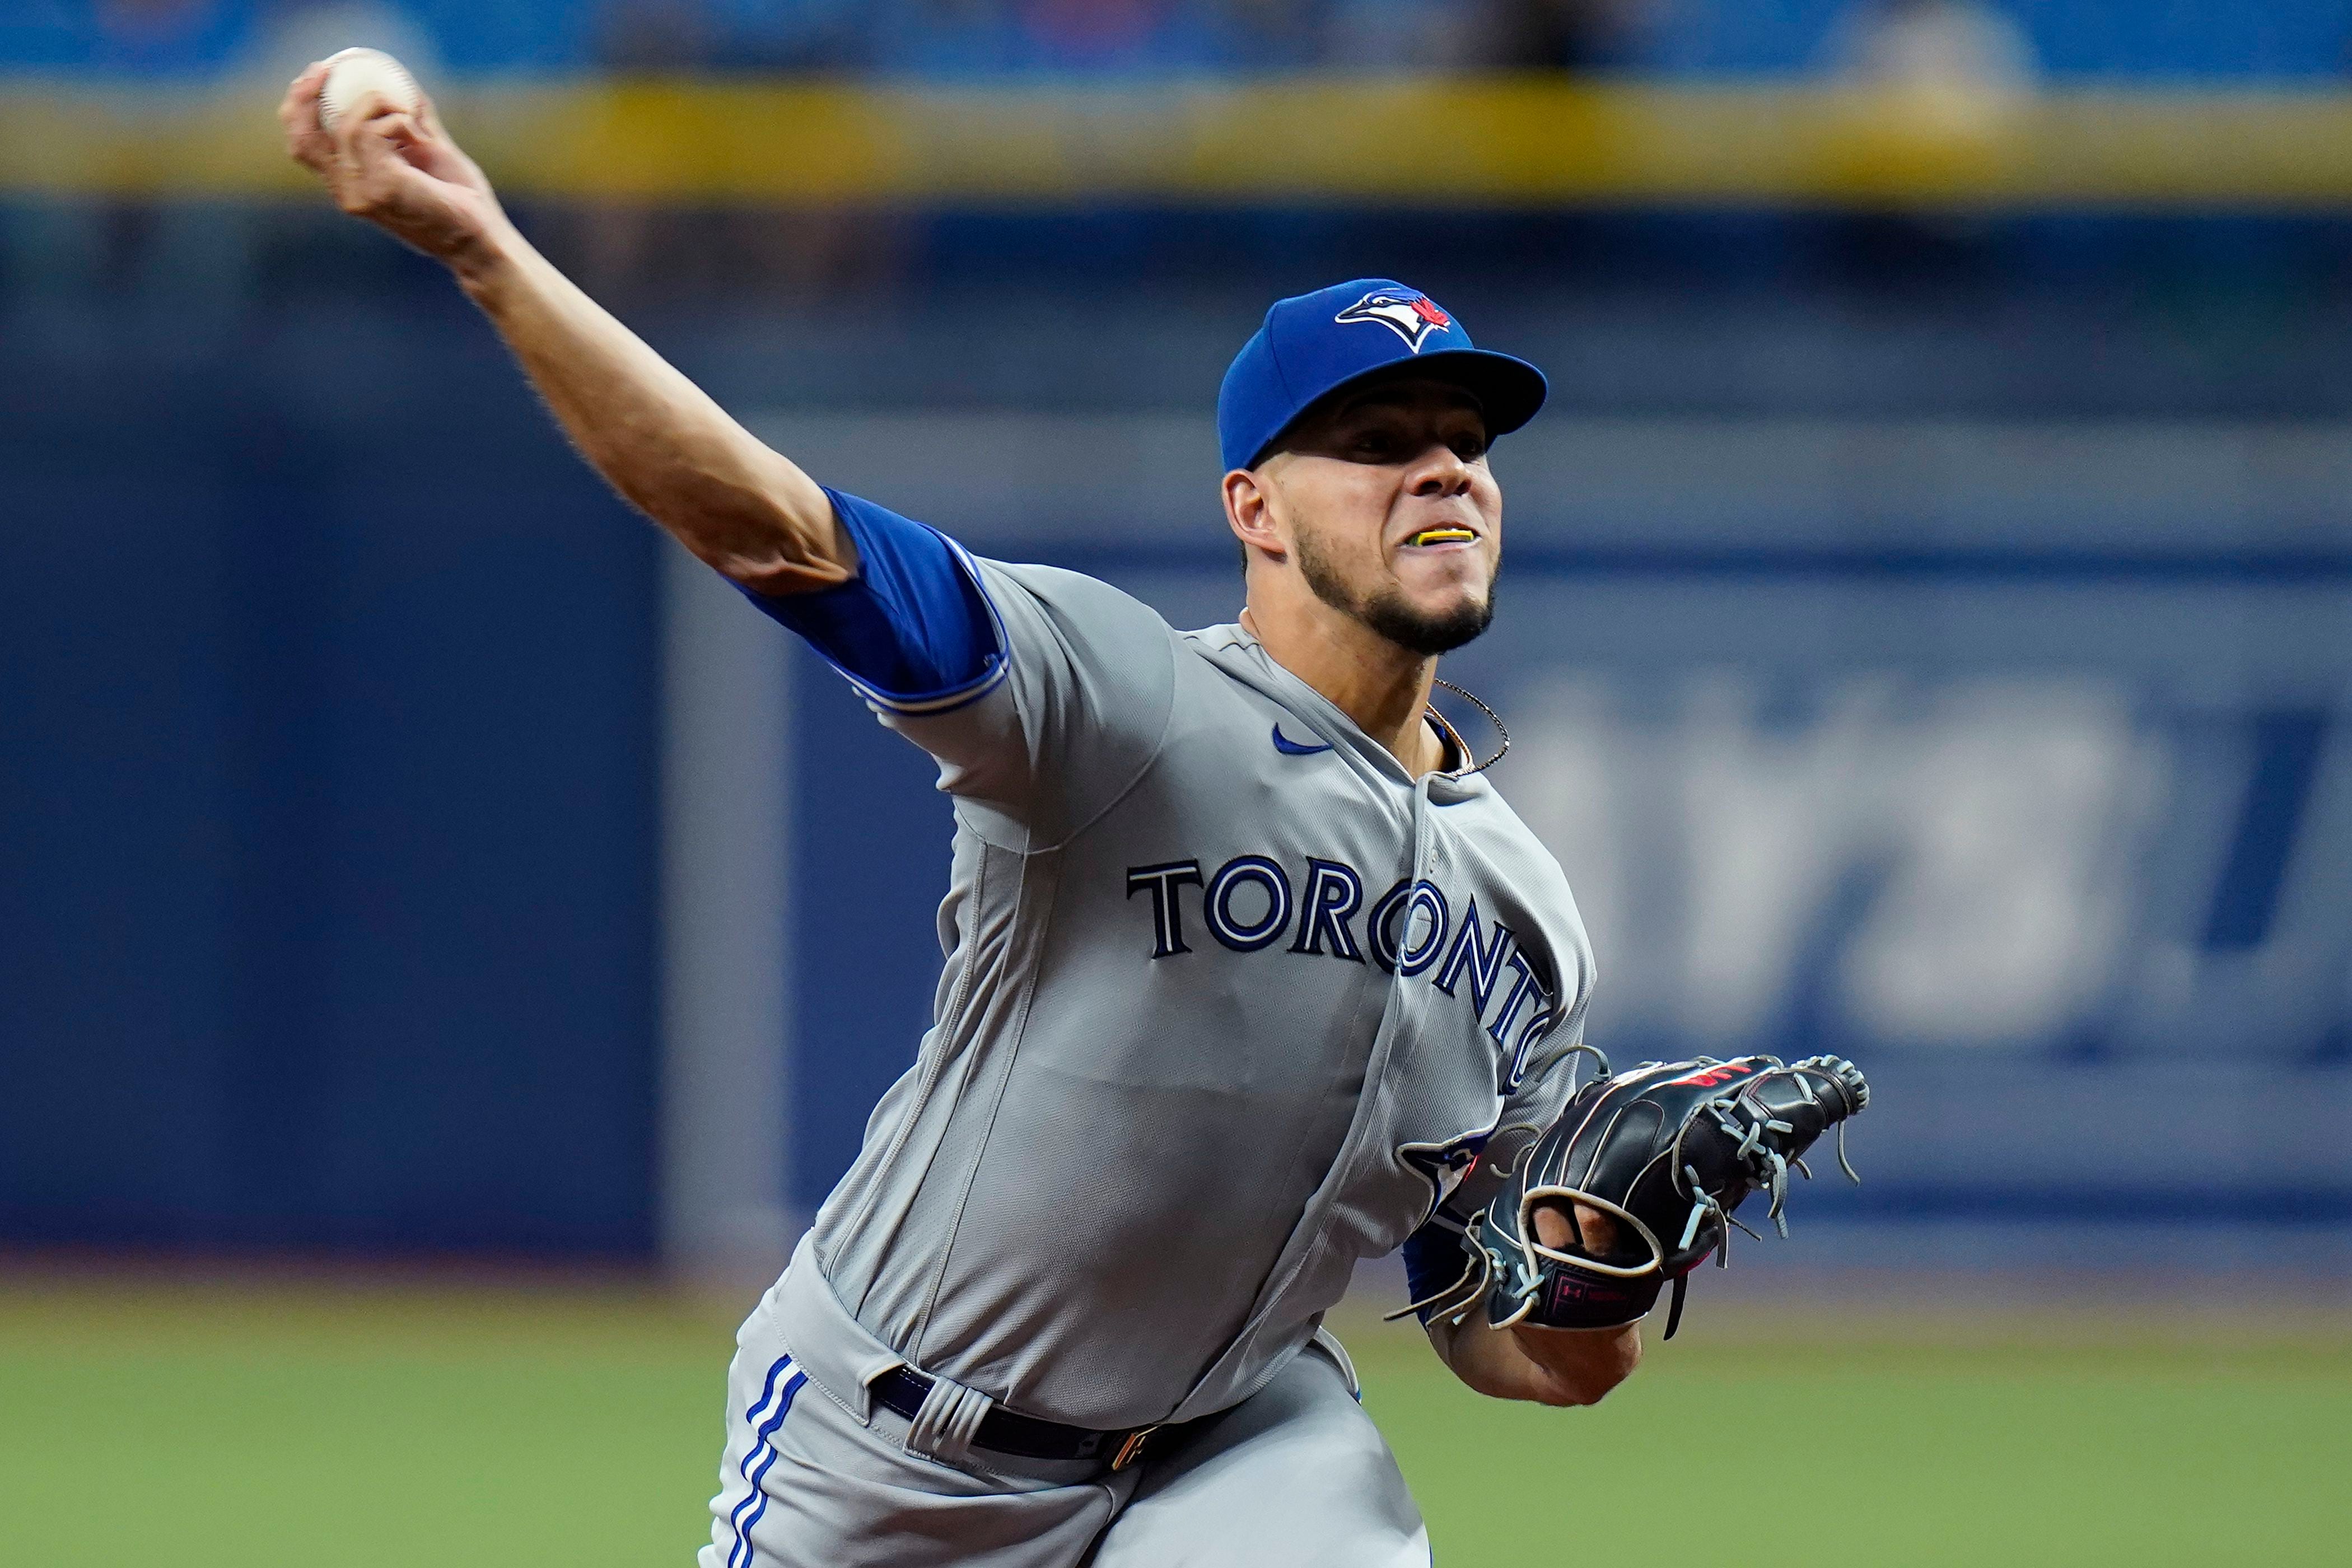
[281,64,1867,1568]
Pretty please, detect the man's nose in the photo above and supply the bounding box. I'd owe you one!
[1407,442,1473,496]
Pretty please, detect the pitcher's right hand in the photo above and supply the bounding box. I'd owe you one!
[280,60,509,273]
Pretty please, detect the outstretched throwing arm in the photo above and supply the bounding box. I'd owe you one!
[278,62,851,595]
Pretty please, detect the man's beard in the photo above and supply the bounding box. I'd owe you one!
[1295,528,1495,656]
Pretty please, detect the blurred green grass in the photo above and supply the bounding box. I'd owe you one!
[2,1272,2345,1567]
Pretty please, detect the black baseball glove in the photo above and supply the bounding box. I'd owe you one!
[1407,1054,1869,1340]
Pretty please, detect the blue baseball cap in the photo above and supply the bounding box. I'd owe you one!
[1216,279,1548,473]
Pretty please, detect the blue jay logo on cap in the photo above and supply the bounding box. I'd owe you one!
[1333,288,1454,354]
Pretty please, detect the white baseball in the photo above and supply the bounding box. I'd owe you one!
[318,47,422,132]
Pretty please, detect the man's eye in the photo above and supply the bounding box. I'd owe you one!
[1452,435,1488,460]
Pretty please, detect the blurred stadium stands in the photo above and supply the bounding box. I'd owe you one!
[6,0,2352,78]
[2,1,2349,1286]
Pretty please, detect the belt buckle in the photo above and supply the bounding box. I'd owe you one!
[1109,1424,1161,1472]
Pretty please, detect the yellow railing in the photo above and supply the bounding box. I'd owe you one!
[6,77,2352,207]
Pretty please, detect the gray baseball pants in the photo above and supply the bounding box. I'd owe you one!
[699,1240,1430,1567]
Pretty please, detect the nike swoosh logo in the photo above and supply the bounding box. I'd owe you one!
[1271,724,1333,757]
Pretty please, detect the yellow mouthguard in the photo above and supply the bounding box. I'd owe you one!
[1410,527,1477,545]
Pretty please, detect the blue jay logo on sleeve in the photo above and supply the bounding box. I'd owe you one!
[1399,1126,1495,1214]
[1333,290,1454,353]
[1270,723,1334,757]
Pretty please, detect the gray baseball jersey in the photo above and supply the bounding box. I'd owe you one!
[802,551,1596,1430]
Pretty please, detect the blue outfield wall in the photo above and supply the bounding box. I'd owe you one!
[8,220,2352,1261]
[0,299,662,1255]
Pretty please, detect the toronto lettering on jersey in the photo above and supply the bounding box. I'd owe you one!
[1126,855,1558,1091]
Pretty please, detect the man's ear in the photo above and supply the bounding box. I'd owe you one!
[1223,465,1287,566]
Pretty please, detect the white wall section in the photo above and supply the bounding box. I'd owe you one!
[659,539,796,1285]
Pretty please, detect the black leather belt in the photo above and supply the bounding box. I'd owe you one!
[870,1366,1166,1472]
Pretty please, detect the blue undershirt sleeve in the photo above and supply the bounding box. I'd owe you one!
[1401,1219,1473,1328]
[737,488,1005,713]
